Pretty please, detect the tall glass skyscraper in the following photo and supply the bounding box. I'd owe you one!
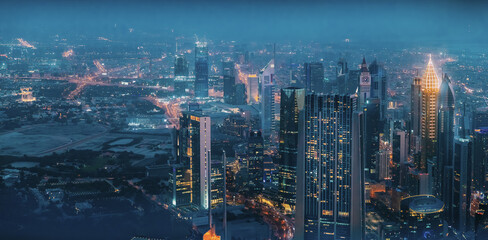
[437,74,455,204]
[303,62,324,93]
[195,41,209,97]
[260,59,277,140]
[248,130,264,193]
[278,87,305,210]
[222,61,235,104]
[295,93,364,240]
[178,111,212,209]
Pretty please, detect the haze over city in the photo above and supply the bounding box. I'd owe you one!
[0,0,488,240]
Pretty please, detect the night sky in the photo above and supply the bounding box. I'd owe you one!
[1,0,487,44]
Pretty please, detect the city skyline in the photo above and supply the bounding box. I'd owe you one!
[1,1,488,240]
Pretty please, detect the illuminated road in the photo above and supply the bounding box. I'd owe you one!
[17,38,36,49]
[145,96,183,129]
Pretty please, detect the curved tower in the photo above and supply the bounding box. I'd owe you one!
[437,74,455,219]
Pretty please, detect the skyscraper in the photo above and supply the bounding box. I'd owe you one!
[473,128,488,191]
[260,59,277,140]
[178,112,212,209]
[248,130,264,193]
[195,41,209,97]
[222,61,236,104]
[296,93,364,240]
[420,56,440,172]
[175,54,189,77]
[336,58,349,95]
[437,74,455,199]
[453,134,473,231]
[369,59,387,120]
[364,98,381,181]
[303,62,324,93]
[410,76,422,155]
[247,74,259,105]
[278,87,305,210]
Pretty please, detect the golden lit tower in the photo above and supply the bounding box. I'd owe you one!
[420,55,440,171]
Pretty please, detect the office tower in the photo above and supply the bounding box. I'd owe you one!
[336,58,348,94]
[303,62,324,93]
[234,83,247,105]
[260,59,277,139]
[392,130,408,188]
[248,130,264,193]
[410,76,422,155]
[175,54,189,77]
[473,128,488,191]
[420,56,440,171]
[247,74,259,105]
[400,195,445,239]
[437,74,455,202]
[364,98,381,181]
[210,161,224,208]
[296,94,364,240]
[347,70,360,95]
[169,164,192,207]
[451,109,473,231]
[195,41,209,97]
[369,59,387,120]
[222,61,236,104]
[278,87,305,211]
[359,57,371,106]
[178,112,211,209]
[473,107,488,131]
[453,134,473,232]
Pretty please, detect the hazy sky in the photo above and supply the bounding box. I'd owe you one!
[1,0,487,44]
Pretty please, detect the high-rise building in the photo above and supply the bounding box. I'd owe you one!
[195,41,209,97]
[178,112,212,209]
[248,130,264,193]
[169,164,192,207]
[359,57,371,106]
[278,87,305,210]
[260,59,277,140]
[420,56,440,172]
[453,134,473,231]
[473,128,488,191]
[473,107,488,131]
[364,98,381,181]
[247,74,259,105]
[223,61,236,104]
[410,76,422,155]
[369,59,387,120]
[303,62,324,93]
[295,93,364,240]
[175,54,189,77]
[235,83,247,105]
[437,74,455,202]
[336,58,348,95]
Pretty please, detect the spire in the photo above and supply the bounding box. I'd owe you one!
[361,57,368,72]
[422,55,440,91]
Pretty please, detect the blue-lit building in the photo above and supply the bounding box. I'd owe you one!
[296,93,364,240]
[277,87,305,210]
[194,41,209,98]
